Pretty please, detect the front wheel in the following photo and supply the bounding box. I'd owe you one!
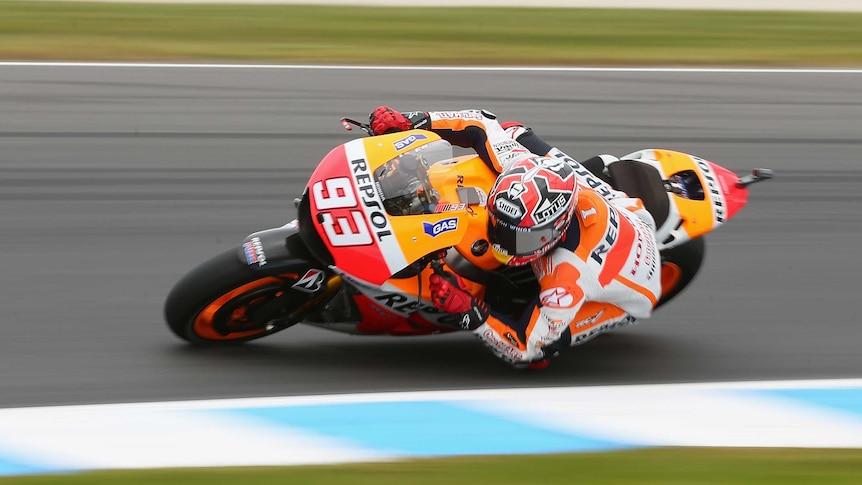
[164,248,332,345]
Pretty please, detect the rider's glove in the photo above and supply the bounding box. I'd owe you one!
[428,273,489,330]
[369,106,414,135]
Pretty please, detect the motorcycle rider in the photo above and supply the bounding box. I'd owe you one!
[369,106,662,367]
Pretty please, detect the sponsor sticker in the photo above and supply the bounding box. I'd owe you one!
[242,237,267,267]
[493,140,518,153]
[572,316,636,344]
[589,205,619,266]
[292,269,326,293]
[482,328,523,362]
[539,287,575,308]
[574,309,605,328]
[434,203,467,212]
[504,332,520,346]
[579,206,597,220]
[371,292,459,324]
[533,193,569,225]
[393,134,428,151]
[495,198,522,218]
[693,157,727,223]
[434,110,483,121]
[348,157,395,244]
[423,217,458,237]
[499,150,529,166]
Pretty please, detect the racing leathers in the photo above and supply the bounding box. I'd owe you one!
[374,107,663,365]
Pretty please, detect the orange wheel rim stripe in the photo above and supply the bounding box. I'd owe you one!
[660,263,682,297]
[193,277,282,341]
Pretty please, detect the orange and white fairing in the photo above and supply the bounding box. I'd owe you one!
[619,149,750,248]
[305,131,500,326]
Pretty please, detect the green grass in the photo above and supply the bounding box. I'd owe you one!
[3,448,862,484]
[2,2,862,65]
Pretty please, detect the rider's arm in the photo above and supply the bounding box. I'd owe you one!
[403,109,533,173]
[396,107,635,203]
[496,120,634,202]
[474,263,587,365]
[428,263,582,365]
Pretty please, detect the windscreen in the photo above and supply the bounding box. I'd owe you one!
[374,139,452,216]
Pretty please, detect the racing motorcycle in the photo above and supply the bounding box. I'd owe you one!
[164,118,772,345]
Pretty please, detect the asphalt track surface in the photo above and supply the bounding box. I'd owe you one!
[1,65,860,408]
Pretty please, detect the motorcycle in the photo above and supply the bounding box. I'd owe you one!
[164,118,772,347]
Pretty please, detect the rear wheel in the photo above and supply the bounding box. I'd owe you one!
[164,248,329,345]
[656,237,705,309]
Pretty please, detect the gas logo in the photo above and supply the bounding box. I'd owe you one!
[393,134,428,151]
[423,218,458,237]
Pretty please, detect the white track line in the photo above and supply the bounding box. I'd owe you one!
[1,62,861,73]
[4,377,861,412]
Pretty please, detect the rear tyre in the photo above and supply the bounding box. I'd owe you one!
[656,237,705,309]
[164,248,323,345]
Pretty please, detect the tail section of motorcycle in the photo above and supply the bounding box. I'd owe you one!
[604,148,770,307]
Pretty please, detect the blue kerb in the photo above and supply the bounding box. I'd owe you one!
[751,387,862,421]
[0,455,53,476]
[217,400,628,456]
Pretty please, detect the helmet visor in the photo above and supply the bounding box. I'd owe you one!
[488,217,561,257]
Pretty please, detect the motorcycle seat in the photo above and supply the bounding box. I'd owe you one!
[606,160,671,229]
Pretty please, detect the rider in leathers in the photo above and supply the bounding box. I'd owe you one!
[369,106,662,367]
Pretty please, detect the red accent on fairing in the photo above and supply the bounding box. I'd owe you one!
[708,161,749,221]
[306,145,392,284]
[406,312,459,335]
[351,293,457,336]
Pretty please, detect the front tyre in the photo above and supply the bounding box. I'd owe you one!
[164,248,326,345]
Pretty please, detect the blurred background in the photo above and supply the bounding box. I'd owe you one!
[1,0,861,482]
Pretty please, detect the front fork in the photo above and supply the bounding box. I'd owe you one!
[238,221,347,325]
